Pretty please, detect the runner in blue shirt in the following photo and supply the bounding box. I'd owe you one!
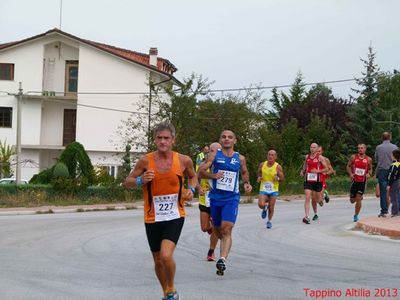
[198,130,252,276]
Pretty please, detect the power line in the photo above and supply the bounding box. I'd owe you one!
[2,74,393,114]
[208,78,358,93]
[19,76,361,96]
[40,97,148,115]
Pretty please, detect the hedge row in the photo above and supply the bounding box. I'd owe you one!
[0,176,378,208]
[0,184,143,208]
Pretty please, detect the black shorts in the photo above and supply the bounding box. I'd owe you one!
[350,181,366,198]
[199,204,211,214]
[145,217,184,252]
[304,181,323,192]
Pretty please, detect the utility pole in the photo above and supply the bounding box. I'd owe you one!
[59,0,63,29]
[147,81,153,151]
[147,76,173,150]
[15,82,22,184]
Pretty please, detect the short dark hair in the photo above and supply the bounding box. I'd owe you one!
[382,132,391,141]
[153,122,176,138]
[393,149,400,161]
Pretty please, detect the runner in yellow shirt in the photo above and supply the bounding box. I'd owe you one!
[256,149,284,229]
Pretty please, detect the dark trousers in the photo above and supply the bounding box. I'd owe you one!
[377,169,389,214]
[389,180,400,215]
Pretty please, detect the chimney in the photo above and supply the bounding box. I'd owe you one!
[149,47,158,67]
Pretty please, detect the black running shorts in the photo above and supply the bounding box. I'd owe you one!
[350,181,366,198]
[198,204,211,214]
[304,181,323,192]
[145,217,185,252]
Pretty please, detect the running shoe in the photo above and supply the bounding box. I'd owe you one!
[166,291,179,300]
[302,217,311,224]
[378,213,388,218]
[266,221,272,229]
[261,206,267,219]
[312,214,319,221]
[216,257,226,271]
[324,190,330,203]
[353,214,359,222]
[318,199,324,207]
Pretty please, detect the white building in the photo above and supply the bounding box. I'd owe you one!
[0,28,179,180]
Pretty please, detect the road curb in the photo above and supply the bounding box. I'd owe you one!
[355,216,400,238]
[0,204,140,216]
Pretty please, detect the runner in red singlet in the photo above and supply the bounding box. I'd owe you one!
[346,143,373,222]
[300,143,328,224]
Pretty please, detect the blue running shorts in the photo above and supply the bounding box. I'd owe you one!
[210,200,239,226]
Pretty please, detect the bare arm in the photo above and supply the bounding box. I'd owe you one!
[256,162,263,183]
[346,155,355,179]
[182,154,199,189]
[240,154,252,193]
[276,164,285,182]
[323,158,335,175]
[312,156,328,174]
[367,157,373,179]
[198,150,223,180]
[124,156,153,188]
[300,155,307,177]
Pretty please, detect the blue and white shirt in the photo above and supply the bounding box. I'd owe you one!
[209,149,241,202]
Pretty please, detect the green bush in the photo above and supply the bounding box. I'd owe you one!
[30,168,54,184]
[60,142,95,185]
[53,162,69,178]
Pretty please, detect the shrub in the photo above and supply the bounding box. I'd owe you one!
[53,162,69,178]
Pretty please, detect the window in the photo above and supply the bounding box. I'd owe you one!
[65,61,78,96]
[0,63,14,80]
[63,109,76,145]
[0,107,12,127]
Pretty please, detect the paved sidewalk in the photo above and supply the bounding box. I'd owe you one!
[355,216,400,238]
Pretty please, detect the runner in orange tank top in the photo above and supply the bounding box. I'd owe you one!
[124,122,198,300]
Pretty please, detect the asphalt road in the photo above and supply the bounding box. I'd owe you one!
[0,197,399,300]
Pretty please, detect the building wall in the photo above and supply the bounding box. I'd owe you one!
[0,39,44,93]
[0,95,16,145]
[20,149,40,180]
[75,44,150,152]
[40,101,76,146]
[1,33,175,180]
[43,40,79,94]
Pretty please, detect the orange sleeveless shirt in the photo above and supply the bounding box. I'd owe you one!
[143,151,185,223]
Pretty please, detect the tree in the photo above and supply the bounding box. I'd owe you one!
[155,73,213,156]
[276,119,304,180]
[118,73,213,156]
[375,71,400,144]
[0,139,15,178]
[269,71,307,114]
[120,143,132,181]
[59,142,95,185]
[31,141,95,192]
[347,45,382,152]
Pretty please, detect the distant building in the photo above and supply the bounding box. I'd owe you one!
[0,28,179,180]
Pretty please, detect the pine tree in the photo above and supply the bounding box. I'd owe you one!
[347,45,382,152]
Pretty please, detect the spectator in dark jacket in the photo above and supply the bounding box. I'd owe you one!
[387,149,400,217]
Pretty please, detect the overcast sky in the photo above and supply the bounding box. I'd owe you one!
[1,0,399,99]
